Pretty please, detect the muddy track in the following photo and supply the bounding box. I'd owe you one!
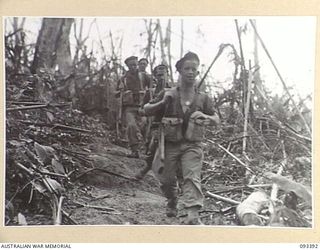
[58,143,228,226]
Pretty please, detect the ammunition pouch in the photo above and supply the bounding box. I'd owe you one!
[161,117,183,142]
[122,90,145,106]
[185,117,210,142]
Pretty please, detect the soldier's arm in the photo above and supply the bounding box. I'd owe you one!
[143,90,168,116]
[203,94,220,126]
[139,90,152,116]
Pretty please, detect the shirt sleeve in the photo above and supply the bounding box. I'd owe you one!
[203,94,216,116]
[149,89,165,104]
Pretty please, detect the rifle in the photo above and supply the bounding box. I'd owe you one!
[116,90,123,139]
[144,76,162,149]
[159,121,165,162]
[197,44,229,91]
[146,122,164,180]
[116,77,126,139]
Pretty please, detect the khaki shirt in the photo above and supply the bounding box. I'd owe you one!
[117,71,152,106]
[150,86,216,138]
[151,86,215,117]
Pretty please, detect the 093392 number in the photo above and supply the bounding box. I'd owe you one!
[300,244,319,248]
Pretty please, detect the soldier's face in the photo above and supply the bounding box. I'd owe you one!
[127,60,138,72]
[155,70,167,81]
[138,61,148,71]
[179,60,199,85]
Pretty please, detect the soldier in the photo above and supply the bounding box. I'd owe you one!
[138,58,153,139]
[138,58,149,74]
[138,58,152,89]
[135,64,171,179]
[143,52,220,225]
[116,56,150,158]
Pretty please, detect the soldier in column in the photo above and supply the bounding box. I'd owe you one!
[116,56,150,158]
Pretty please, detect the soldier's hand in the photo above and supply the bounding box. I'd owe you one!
[138,108,146,116]
[190,111,207,120]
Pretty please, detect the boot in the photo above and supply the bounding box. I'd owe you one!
[166,198,177,217]
[186,206,203,225]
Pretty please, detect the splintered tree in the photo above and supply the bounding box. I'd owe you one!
[31,18,74,75]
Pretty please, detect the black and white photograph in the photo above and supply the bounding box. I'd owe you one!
[4,16,315,227]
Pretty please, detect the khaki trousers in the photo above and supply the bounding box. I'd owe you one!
[158,140,204,208]
[123,106,142,151]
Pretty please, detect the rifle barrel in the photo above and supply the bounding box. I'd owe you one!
[198,45,226,90]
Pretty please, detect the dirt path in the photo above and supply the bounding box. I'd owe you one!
[59,143,230,226]
[62,144,183,225]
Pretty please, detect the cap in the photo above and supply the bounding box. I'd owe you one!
[124,56,138,65]
[153,64,168,76]
[175,52,200,71]
[138,58,149,64]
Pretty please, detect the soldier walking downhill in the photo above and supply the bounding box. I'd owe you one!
[144,52,220,225]
[135,64,171,179]
[116,56,151,158]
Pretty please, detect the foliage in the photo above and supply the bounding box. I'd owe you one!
[4,18,312,226]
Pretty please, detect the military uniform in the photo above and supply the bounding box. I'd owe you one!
[136,65,171,178]
[150,85,215,218]
[117,57,151,156]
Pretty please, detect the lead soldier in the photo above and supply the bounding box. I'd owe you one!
[143,52,220,224]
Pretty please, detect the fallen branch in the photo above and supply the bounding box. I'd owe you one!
[54,147,92,164]
[7,101,71,107]
[74,167,137,181]
[283,123,312,143]
[264,172,312,206]
[255,87,311,144]
[7,104,49,111]
[73,200,121,214]
[16,162,34,175]
[7,101,44,106]
[55,196,64,225]
[206,191,240,205]
[29,164,69,179]
[207,139,255,174]
[90,194,112,201]
[61,209,77,225]
[211,184,272,194]
[17,159,68,180]
[17,120,91,133]
[58,147,89,156]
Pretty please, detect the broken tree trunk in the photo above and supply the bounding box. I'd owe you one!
[165,19,174,84]
[242,64,254,155]
[252,19,262,90]
[206,191,240,205]
[264,172,312,206]
[157,19,167,65]
[236,191,269,226]
[31,18,74,75]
